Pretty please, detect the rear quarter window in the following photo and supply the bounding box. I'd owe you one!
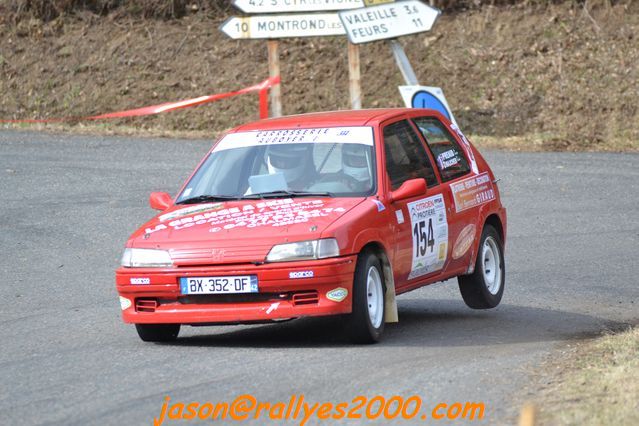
[413,117,471,182]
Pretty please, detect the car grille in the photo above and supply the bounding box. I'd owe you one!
[291,291,320,306]
[135,298,158,312]
[170,244,273,266]
[177,290,319,305]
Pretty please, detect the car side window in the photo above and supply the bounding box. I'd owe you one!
[383,120,438,190]
[413,117,471,182]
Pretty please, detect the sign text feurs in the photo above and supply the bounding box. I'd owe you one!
[339,0,440,44]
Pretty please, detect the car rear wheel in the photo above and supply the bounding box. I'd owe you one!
[458,225,505,309]
[345,252,385,344]
[135,324,180,342]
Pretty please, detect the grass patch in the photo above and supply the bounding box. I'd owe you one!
[470,134,639,152]
[0,121,223,140]
[535,327,639,425]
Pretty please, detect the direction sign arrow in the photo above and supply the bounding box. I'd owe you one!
[220,13,346,39]
[233,0,365,14]
[338,0,440,44]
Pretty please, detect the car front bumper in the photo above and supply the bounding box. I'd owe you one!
[115,255,357,325]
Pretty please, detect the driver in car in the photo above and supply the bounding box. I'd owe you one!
[305,143,372,194]
[266,144,316,191]
[340,143,372,191]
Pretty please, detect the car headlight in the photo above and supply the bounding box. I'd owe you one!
[121,248,173,267]
[266,238,340,262]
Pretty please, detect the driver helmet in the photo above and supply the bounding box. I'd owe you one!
[267,144,312,183]
[342,144,370,183]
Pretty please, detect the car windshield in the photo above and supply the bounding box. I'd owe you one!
[176,127,376,203]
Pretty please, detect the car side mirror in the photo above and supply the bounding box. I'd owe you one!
[390,178,427,203]
[149,192,172,211]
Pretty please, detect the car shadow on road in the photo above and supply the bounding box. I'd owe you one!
[160,299,630,349]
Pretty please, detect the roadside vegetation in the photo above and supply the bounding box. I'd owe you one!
[1,0,572,21]
[1,0,637,151]
[533,326,639,425]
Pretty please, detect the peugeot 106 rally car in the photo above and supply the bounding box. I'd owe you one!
[116,109,507,343]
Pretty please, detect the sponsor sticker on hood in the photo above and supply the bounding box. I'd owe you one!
[159,203,223,222]
[146,199,348,235]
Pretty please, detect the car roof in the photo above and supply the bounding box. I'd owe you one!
[231,108,432,132]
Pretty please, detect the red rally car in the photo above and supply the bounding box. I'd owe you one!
[116,109,507,343]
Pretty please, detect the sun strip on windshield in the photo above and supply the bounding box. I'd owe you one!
[214,126,374,152]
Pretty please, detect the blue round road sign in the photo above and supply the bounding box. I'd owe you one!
[411,91,451,120]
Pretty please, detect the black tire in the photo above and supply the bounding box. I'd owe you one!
[135,324,180,342]
[345,252,386,344]
[458,225,505,309]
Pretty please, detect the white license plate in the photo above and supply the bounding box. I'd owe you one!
[179,275,258,295]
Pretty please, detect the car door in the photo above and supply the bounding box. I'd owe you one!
[381,118,450,291]
[411,115,477,274]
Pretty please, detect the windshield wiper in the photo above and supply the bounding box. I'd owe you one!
[178,191,334,204]
[244,190,334,199]
[176,194,241,204]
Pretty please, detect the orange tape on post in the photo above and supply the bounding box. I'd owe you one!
[259,87,269,120]
[1,76,280,123]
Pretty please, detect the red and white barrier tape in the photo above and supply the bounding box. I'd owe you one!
[1,76,280,123]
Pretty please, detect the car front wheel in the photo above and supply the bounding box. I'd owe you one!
[135,324,180,342]
[458,224,505,309]
[345,252,386,343]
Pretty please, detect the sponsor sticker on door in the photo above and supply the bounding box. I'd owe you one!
[452,223,476,260]
[450,172,495,213]
[407,194,448,279]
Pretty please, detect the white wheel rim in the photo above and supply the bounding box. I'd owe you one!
[366,266,384,328]
[482,236,502,295]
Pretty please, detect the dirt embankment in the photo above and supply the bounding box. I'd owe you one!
[0,1,637,151]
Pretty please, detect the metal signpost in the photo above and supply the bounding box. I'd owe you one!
[389,39,419,86]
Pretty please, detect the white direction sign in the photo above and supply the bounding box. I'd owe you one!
[220,13,346,39]
[233,0,365,14]
[339,0,440,44]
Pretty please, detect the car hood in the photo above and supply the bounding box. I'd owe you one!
[129,197,365,266]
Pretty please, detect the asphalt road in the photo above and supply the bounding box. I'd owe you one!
[1,130,637,426]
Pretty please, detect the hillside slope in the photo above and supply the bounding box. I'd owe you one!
[1,2,637,150]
